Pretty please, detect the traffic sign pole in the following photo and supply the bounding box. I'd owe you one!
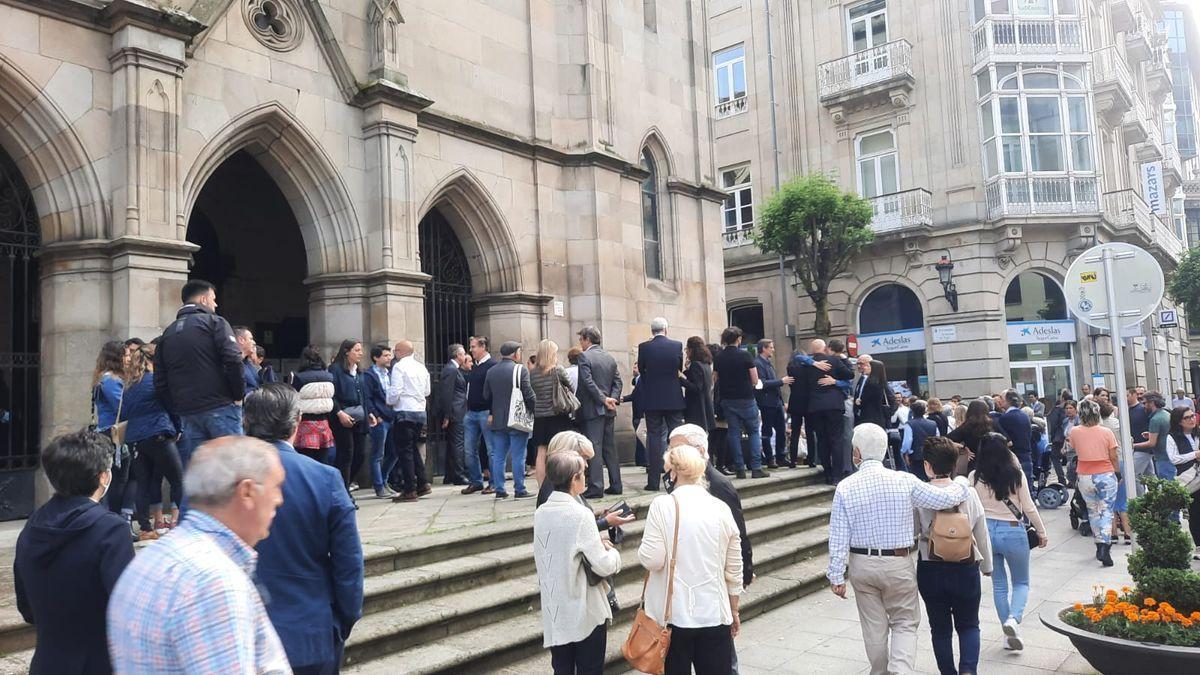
[1097,247,1139,510]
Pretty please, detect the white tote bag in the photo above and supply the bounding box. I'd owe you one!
[507,364,535,434]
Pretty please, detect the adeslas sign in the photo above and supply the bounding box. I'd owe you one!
[857,328,926,354]
[1006,320,1077,345]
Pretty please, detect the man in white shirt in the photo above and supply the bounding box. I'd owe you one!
[1172,389,1196,411]
[387,341,431,502]
[827,423,968,675]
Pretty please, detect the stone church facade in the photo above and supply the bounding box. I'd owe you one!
[0,0,727,492]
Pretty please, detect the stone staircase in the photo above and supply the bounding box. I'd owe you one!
[344,468,834,674]
[0,468,835,675]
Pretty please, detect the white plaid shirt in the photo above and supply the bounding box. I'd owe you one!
[826,460,968,585]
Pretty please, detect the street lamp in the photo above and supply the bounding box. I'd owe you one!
[935,253,959,312]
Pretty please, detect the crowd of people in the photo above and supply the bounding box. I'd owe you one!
[8,276,1200,674]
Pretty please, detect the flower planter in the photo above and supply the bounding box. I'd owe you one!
[1042,607,1200,673]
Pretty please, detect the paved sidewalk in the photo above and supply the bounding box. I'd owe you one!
[731,505,1134,674]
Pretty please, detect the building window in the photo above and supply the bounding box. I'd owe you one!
[972,0,1079,22]
[856,129,898,198]
[644,0,656,32]
[641,149,663,280]
[978,63,1093,177]
[713,45,747,115]
[848,0,888,54]
[728,304,764,346]
[721,165,753,233]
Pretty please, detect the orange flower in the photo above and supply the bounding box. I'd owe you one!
[1074,603,1084,611]
[1144,598,1157,607]
[1192,612,1200,620]
[1125,611,1139,622]
[1105,589,1118,601]
[1182,618,1194,628]
[1121,586,1131,593]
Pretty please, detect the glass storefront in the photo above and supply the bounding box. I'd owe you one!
[858,284,929,397]
[1006,271,1077,399]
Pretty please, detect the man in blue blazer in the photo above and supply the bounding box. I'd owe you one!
[244,383,364,674]
[755,338,794,469]
[637,317,686,491]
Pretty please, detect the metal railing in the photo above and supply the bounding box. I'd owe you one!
[818,39,913,100]
[722,226,753,249]
[1090,46,1134,98]
[984,175,1100,220]
[715,96,749,119]
[868,189,933,233]
[1103,189,1156,239]
[971,17,1086,63]
[1155,213,1185,261]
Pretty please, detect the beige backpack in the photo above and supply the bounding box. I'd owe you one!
[928,503,973,563]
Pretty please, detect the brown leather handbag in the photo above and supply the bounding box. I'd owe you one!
[622,495,680,674]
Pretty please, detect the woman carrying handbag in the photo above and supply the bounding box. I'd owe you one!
[631,444,742,674]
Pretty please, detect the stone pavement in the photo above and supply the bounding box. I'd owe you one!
[728,505,1133,675]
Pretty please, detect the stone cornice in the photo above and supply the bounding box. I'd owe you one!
[355,81,434,115]
[471,291,554,306]
[305,269,433,290]
[666,178,727,204]
[109,46,187,76]
[3,0,205,37]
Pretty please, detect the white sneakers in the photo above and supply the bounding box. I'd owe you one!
[1002,617,1024,651]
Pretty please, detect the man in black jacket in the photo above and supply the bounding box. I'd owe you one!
[637,317,685,491]
[436,344,471,486]
[461,336,498,494]
[755,339,794,469]
[154,279,245,468]
[804,339,855,485]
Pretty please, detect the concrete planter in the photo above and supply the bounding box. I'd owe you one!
[1042,607,1200,674]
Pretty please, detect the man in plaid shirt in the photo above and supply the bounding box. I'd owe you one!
[826,423,968,675]
[108,437,290,674]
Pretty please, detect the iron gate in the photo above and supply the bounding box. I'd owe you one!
[0,148,41,519]
[419,209,473,476]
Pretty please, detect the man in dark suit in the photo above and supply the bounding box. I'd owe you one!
[755,339,794,469]
[435,344,471,486]
[243,384,363,675]
[637,317,686,491]
[577,325,623,498]
[804,338,855,485]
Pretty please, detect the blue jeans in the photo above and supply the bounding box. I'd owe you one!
[987,519,1032,624]
[723,398,763,471]
[917,560,981,675]
[462,410,490,488]
[1154,456,1177,480]
[1014,452,1035,499]
[490,429,529,495]
[369,419,394,491]
[178,403,243,469]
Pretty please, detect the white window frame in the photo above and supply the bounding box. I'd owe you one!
[855,128,899,198]
[721,164,753,232]
[847,0,889,54]
[713,44,747,107]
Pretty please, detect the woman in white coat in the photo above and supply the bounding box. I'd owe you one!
[533,452,621,674]
[637,444,743,674]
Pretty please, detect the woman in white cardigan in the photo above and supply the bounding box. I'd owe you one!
[533,452,622,674]
[637,444,743,674]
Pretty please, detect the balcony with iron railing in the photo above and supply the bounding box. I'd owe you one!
[818,40,914,122]
[1102,188,1156,241]
[722,225,753,249]
[1135,122,1164,163]
[1091,46,1135,125]
[971,16,1086,64]
[1125,10,1162,63]
[984,175,1100,220]
[1144,45,1173,102]
[715,96,749,120]
[867,189,933,234]
[1154,213,1185,263]
[1163,142,1183,191]
[1122,97,1151,145]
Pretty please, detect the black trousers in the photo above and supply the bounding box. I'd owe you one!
[390,419,428,492]
[664,624,733,675]
[809,409,845,484]
[331,423,368,491]
[550,622,606,675]
[790,412,818,467]
[442,418,466,484]
[131,435,183,530]
[761,406,787,463]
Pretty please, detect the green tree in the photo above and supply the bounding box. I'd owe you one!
[751,174,875,337]
[1167,247,1200,321]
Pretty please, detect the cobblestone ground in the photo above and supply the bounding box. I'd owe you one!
[729,504,1172,675]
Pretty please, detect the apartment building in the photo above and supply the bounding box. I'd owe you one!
[711,0,1193,398]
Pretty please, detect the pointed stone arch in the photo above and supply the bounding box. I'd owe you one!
[0,53,109,243]
[638,127,675,177]
[418,168,522,295]
[181,102,366,275]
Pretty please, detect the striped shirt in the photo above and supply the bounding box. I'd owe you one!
[108,510,289,674]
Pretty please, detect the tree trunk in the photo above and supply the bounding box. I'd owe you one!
[813,292,831,338]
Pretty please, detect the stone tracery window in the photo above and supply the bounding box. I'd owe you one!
[243,0,304,52]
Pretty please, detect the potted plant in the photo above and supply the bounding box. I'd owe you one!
[1043,477,1200,672]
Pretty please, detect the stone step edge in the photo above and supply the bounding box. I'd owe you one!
[347,553,832,675]
[363,471,828,571]
[359,488,833,602]
[344,522,831,663]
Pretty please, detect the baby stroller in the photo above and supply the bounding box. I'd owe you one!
[1065,454,1092,537]
[1032,422,1069,509]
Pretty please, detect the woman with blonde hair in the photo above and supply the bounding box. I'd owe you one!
[638,444,742,673]
[926,397,950,436]
[530,339,576,484]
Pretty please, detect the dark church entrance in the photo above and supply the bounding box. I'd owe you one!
[0,147,41,519]
[186,150,309,370]
[420,208,474,476]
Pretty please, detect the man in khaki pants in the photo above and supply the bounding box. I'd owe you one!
[826,423,968,674]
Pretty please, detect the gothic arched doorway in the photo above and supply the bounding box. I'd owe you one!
[420,208,474,475]
[186,150,309,370]
[0,147,40,489]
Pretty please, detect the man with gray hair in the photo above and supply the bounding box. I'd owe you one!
[637,316,685,491]
[108,436,289,673]
[436,343,472,486]
[244,383,363,674]
[577,326,623,497]
[826,423,969,675]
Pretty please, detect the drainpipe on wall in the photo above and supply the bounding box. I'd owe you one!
[763,0,794,350]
